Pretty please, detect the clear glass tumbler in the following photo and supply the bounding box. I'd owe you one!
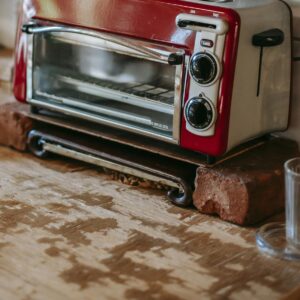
[256,157,300,260]
[285,158,300,248]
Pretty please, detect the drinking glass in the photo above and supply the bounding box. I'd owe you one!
[285,158,300,248]
[256,157,300,260]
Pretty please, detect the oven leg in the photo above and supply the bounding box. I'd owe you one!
[30,105,40,115]
[167,183,193,208]
[206,155,216,165]
[27,131,49,158]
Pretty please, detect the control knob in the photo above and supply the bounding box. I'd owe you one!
[185,97,215,130]
[190,52,218,85]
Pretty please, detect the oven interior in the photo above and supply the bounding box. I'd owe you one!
[30,31,183,142]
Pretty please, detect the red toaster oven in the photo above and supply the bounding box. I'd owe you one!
[14,0,292,158]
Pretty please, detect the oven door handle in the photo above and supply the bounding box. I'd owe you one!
[22,23,184,65]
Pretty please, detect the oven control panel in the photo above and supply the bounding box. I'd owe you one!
[176,14,228,136]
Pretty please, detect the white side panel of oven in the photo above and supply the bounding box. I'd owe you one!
[186,30,226,136]
[226,1,291,151]
[278,1,300,147]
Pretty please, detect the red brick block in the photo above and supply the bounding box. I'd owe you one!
[0,102,32,151]
[193,138,300,225]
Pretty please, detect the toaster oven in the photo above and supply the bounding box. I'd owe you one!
[14,0,292,158]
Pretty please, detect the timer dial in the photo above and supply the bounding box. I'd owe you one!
[190,52,218,85]
[185,97,215,130]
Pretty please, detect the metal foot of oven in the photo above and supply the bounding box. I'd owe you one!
[27,130,194,207]
[27,131,48,158]
[167,188,193,207]
[30,105,40,115]
[206,155,216,165]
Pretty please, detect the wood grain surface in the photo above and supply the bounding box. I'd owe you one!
[0,56,299,299]
[0,147,300,300]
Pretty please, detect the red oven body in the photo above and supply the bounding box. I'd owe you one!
[14,0,291,157]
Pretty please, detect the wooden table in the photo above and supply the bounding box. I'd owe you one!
[0,61,300,299]
[0,144,300,300]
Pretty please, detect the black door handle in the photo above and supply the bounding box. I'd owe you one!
[168,53,184,66]
[252,28,284,47]
[252,29,284,97]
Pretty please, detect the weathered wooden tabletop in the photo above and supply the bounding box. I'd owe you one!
[0,139,299,300]
[0,79,300,299]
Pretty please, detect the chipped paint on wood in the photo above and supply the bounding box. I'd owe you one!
[0,146,300,299]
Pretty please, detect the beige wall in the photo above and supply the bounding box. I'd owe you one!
[280,1,300,147]
[0,0,20,49]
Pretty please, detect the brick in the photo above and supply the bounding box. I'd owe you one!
[193,138,300,225]
[0,102,32,151]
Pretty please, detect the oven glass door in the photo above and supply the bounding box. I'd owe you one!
[27,24,186,144]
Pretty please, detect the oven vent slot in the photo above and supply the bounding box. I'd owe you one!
[176,14,228,35]
[177,20,217,30]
